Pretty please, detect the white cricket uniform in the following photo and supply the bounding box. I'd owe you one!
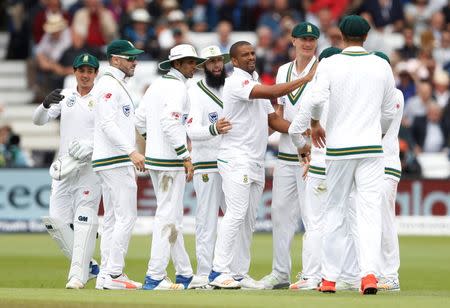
[271,57,316,281]
[308,46,397,281]
[135,68,193,280]
[32,88,101,283]
[92,66,138,277]
[212,67,274,275]
[33,88,101,223]
[380,89,404,280]
[186,79,226,277]
[288,74,327,283]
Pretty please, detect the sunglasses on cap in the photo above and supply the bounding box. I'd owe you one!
[111,54,137,62]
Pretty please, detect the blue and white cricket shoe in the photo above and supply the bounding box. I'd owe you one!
[176,275,210,289]
[143,276,184,290]
[88,260,100,280]
[208,271,240,289]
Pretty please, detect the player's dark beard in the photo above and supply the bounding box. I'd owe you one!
[205,68,226,89]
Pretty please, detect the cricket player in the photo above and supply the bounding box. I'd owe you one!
[287,46,343,291]
[209,41,316,289]
[259,21,320,290]
[92,40,145,290]
[307,15,397,294]
[186,45,232,288]
[32,53,101,289]
[135,44,207,290]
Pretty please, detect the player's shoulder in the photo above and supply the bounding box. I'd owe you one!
[277,61,293,73]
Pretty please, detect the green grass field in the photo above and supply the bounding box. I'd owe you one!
[1,234,449,307]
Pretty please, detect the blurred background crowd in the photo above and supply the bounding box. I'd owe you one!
[0,0,449,178]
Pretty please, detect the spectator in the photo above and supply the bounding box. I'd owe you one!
[404,81,436,126]
[433,29,450,67]
[430,11,446,41]
[32,0,70,45]
[157,10,190,53]
[308,0,349,22]
[124,8,159,59]
[217,0,247,31]
[6,0,31,59]
[258,0,302,37]
[72,0,117,52]
[395,63,417,102]
[255,26,275,78]
[0,125,30,168]
[34,13,72,100]
[187,0,219,32]
[411,103,448,153]
[105,0,124,23]
[404,0,435,35]
[359,0,404,31]
[433,69,450,108]
[395,26,420,60]
[215,20,233,54]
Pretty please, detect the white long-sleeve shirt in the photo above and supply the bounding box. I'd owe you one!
[91,66,136,171]
[383,89,404,182]
[32,87,96,157]
[309,46,397,160]
[276,56,317,165]
[186,79,224,174]
[135,68,190,171]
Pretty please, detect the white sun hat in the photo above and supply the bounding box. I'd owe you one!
[158,44,207,71]
[43,14,68,34]
[199,45,230,65]
[131,9,151,23]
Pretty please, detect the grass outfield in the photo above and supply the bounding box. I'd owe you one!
[0,234,449,307]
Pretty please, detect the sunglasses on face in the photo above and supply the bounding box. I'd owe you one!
[112,54,137,62]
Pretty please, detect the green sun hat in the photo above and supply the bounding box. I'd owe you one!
[319,47,342,61]
[73,53,99,69]
[339,15,371,37]
[106,40,144,58]
[291,22,320,39]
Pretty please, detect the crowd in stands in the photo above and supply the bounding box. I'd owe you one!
[2,0,450,175]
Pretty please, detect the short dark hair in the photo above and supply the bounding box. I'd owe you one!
[342,34,366,43]
[229,41,251,58]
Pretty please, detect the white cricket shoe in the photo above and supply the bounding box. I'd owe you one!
[259,273,290,290]
[238,275,265,290]
[335,280,360,291]
[289,273,320,290]
[66,277,84,289]
[143,276,184,290]
[103,273,142,290]
[209,273,240,289]
[188,275,210,289]
[377,278,400,291]
[95,273,106,290]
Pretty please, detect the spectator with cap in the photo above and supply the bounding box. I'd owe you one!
[433,70,450,108]
[34,13,72,101]
[124,8,159,60]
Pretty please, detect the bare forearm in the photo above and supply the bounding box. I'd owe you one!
[268,113,290,133]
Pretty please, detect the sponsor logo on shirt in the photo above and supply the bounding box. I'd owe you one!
[66,96,76,107]
[104,93,112,100]
[242,80,249,87]
[208,112,218,123]
[171,112,181,120]
[122,105,131,117]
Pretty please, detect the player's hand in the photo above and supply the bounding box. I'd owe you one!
[311,122,326,148]
[43,89,64,109]
[216,118,232,134]
[302,161,310,180]
[183,157,194,182]
[129,151,145,172]
[298,143,311,164]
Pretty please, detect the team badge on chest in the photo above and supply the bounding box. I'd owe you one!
[122,105,131,117]
[202,174,209,182]
[66,96,76,107]
[208,112,218,123]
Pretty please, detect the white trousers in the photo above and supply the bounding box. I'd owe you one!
[49,165,101,223]
[193,172,226,276]
[321,158,383,281]
[146,170,193,280]
[380,178,400,280]
[213,160,264,275]
[271,162,304,281]
[301,176,326,281]
[97,166,137,276]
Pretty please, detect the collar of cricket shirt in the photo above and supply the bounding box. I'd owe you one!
[341,46,369,56]
[234,67,259,82]
[290,55,317,79]
[168,67,188,83]
[104,65,130,83]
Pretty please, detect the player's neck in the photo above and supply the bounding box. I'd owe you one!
[77,85,93,97]
[295,56,313,73]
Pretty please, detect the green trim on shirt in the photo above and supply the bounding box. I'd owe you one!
[162,74,180,81]
[193,161,218,170]
[385,167,401,179]
[277,152,300,162]
[145,157,184,167]
[209,124,218,136]
[92,155,131,168]
[309,165,326,175]
[175,145,187,156]
[197,80,224,108]
[326,145,383,156]
[341,51,370,56]
[285,61,315,106]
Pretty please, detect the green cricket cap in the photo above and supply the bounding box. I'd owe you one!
[339,15,371,37]
[106,40,144,58]
[291,22,320,39]
[73,53,99,69]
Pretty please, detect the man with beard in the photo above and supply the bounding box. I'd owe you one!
[136,44,207,290]
[186,45,232,288]
[209,41,317,289]
[92,40,145,290]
